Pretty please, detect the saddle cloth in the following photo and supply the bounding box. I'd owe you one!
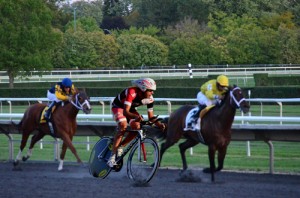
[183,105,214,131]
[184,107,201,131]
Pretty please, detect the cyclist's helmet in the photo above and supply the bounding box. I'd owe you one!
[62,78,72,88]
[132,78,156,92]
[216,75,229,87]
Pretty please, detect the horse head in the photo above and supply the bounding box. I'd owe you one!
[71,90,92,114]
[228,85,250,114]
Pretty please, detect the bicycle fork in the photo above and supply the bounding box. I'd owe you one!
[137,130,147,163]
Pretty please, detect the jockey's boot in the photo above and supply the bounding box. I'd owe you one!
[45,101,57,121]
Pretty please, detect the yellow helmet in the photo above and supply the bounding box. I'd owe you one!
[217,75,229,87]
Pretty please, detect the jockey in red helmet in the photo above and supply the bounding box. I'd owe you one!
[107,78,166,167]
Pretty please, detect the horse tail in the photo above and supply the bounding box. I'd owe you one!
[155,117,169,140]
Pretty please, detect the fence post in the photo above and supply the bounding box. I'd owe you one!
[188,63,193,78]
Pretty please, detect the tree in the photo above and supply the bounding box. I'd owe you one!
[226,26,280,64]
[168,37,221,65]
[117,34,168,67]
[63,27,120,69]
[0,0,61,88]
[61,0,103,27]
[278,25,300,64]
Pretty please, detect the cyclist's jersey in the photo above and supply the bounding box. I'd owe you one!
[200,79,226,100]
[112,87,154,111]
[49,82,76,101]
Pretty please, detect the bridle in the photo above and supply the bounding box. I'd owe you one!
[70,93,91,110]
[230,87,246,109]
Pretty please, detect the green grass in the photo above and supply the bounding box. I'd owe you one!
[1,103,300,173]
[1,135,299,174]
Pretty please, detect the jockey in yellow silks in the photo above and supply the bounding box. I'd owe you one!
[187,75,229,128]
[44,78,76,120]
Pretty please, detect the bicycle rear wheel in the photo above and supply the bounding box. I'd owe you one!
[88,137,112,179]
[127,137,160,184]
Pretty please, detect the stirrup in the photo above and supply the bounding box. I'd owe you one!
[44,113,50,120]
[48,122,54,134]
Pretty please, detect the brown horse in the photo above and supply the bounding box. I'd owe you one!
[13,90,92,171]
[160,85,250,182]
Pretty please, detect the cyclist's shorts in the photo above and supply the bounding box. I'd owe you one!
[112,107,139,123]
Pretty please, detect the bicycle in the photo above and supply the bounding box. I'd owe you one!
[88,117,162,184]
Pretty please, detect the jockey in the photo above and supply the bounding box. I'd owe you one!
[107,77,166,167]
[187,75,229,128]
[44,78,76,121]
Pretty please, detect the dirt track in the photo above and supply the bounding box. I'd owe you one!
[0,161,299,198]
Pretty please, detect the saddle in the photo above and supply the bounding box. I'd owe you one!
[40,106,57,124]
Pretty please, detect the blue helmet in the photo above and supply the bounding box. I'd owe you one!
[62,78,72,87]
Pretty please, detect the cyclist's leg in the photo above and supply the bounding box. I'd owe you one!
[112,121,127,153]
[120,111,140,147]
[120,132,137,147]
[108,108,128,167]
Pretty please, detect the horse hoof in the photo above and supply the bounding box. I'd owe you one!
[177,170,201,183]
[13,161,19,167]
[22,156,29,162]
[12,162,22,171]
[202,167,211,173]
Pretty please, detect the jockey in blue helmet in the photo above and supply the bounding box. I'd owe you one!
[44,78,76,120]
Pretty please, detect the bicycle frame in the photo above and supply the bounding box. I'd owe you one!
[89,116,162,183]
[115,128,146,163]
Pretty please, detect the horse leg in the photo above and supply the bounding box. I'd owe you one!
[179,138,198,170]
[14,132,31,166]
[23,132,45,162]
[60,134,82,165]
[203,145,217,182]
[216,145,228,172]
[159,141,175,166]
[58,142,68,171]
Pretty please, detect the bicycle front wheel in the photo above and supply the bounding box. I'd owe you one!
[127,137,160,184]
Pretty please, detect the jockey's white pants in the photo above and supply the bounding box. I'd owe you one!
[47,91,62,103]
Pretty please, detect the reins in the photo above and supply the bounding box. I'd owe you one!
[70,93,91,110]
[229,87,245,109]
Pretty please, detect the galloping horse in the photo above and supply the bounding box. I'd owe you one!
[160,85,250,182]
[13,90,92,171]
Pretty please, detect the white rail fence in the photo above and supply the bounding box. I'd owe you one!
[1,97,300,118]
[1,64,300,84]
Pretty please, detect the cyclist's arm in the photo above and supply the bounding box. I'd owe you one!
[123,104,143,122]
[148,110,166,131]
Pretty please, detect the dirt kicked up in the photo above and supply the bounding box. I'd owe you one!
[0,161,299,198]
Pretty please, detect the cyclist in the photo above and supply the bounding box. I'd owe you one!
[44,78,76,121]
[107,77,166,167]
[187,75,229,128]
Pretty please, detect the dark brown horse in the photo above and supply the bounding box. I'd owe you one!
[160,85,250,182]
[13,90,92,171]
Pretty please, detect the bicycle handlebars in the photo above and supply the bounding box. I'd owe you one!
[140,115,163,127]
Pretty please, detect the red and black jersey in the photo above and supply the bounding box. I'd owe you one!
[112,87,154,111]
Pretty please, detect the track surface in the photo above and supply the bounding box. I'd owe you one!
[1,162,299,198]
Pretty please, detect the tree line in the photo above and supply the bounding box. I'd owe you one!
[0,0,300,87]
